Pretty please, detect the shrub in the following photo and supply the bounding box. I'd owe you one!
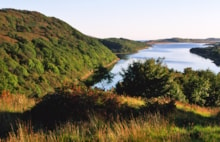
[0,71,18,93]
[116,59,172,97]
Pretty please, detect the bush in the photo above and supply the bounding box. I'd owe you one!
[33,59,44,74]
[45,62,60,74]
[0,71,18,93]
[116,59,179,98]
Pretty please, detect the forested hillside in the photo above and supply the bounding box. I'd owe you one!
[190,43,220,66]
[100,38,147,53]
[0,9,117,96]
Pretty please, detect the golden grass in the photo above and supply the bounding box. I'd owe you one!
[118,96,146,109]
[2,114,189,142]
[0,91,35,112]
[175,101,220,117]
[3,112,220,142]
[1,89,220,141]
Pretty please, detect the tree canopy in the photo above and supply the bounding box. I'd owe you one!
[116,59,220,106]
[100,38,147,53]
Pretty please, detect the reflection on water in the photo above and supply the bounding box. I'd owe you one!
[94,43,220,90]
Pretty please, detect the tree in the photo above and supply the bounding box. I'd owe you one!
[205,73,220,106]
[116,58,180,98]
[0,71,18,93]
[84,65,113,88]
[183,69,211,106]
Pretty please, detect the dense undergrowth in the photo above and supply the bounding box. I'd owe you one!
[0,86,220,141]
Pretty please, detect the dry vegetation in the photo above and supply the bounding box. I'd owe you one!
[0,91,35,112]
[0,87,220,141]
[175,101,220,117]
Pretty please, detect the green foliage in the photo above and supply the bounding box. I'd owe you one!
[14,66,29,77]
[0,71,18,92]
[45,62,60,74]
[148,38,220,44]
[32,38,52,49]
[190,43,220,66]
[116,59,183,99]
[0,9,117,96]
[20,42,36,58]
[211,74,220,106]
[168,81,185,102]
[84,65,113,87]
[33,59,44,74]
[182,69,211,105]
[100,38,147,53]
[116,59,220,106]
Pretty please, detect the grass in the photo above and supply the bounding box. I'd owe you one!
[2,114,220,142]
[175,101,220,117]
[189,125,220,142]
[117,96,146,109]
[4,114,189,142]
[0,90,35,112]
[1,88,220,141]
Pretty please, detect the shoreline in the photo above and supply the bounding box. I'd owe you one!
[80,58,120,81]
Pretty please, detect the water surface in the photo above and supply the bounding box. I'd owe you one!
[94,43,220,90]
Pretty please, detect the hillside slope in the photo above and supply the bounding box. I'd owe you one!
[0,9,117,96]
[100,38,147,53]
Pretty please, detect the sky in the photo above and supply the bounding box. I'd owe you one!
[1,0,220,40]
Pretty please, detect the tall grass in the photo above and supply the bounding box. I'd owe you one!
[119,96,145,109]
[4,115,219,142]
[175,101,220,117]
[1,89,220,141]
[3,114,189,142]
[0,91,36,139]
[3,114,220,142]
[0,90,35,112]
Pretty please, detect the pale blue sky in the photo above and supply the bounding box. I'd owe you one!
[1,0,220,40]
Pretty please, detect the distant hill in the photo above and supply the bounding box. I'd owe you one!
[190,43,220,66]
[0,9,117,96]
[148,37,220,44]
[100,38,147,53]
